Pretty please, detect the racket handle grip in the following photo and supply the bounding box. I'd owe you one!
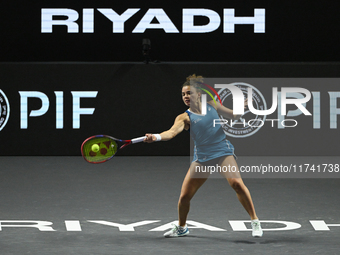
[131,136,147,144]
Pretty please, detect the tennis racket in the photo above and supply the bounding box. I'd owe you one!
[81,135,146,164]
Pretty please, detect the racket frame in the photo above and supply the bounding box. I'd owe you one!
[81,134,146,164]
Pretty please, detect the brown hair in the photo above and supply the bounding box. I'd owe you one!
[182,74,204,89]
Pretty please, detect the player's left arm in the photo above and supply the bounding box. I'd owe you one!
[214,98,248,120]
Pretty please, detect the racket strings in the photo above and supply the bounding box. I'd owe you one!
[83,137,118,163]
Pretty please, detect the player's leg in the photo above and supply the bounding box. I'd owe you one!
[164,161,209,237]
[178,162,209,226]
[219,155,263,237]
[219,156,257,219]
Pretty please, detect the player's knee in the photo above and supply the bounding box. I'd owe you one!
[229,179,244,192]
[178,193,192,205]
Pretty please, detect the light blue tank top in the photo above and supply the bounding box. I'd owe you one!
[185,104,227,146]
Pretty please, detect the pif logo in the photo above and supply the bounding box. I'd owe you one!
[0,90,10,131]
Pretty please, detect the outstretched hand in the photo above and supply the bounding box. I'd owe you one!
[144,134,156,143]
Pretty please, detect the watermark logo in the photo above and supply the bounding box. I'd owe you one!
[197,80,314,138]
[217,82,267,138]
[0,90,10,131]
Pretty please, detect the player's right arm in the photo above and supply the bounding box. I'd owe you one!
[144,113,189,143]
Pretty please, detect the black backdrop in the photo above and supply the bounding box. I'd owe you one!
[1,0,340,62]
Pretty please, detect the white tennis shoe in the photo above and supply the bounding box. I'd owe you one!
[251,219,263,237]
[164,223,189,237]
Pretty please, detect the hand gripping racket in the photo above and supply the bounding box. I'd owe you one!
[81,135,146,164]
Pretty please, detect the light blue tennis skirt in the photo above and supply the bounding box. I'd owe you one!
[192,139,236,163]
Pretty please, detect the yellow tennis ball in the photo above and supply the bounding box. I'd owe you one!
[92,144,100,152]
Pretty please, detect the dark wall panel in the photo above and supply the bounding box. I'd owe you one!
[0,62,340,156]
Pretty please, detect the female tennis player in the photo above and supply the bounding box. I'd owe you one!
[144,74,263,238]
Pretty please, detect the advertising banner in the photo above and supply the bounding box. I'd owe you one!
[1,1,340,62]
[1,63,340,159]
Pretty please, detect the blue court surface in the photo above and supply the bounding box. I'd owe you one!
[0,156,339,255]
